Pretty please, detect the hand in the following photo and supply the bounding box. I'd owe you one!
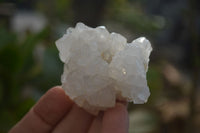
[9,86,129,133]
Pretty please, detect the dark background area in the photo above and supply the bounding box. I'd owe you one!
[0,0,200,132]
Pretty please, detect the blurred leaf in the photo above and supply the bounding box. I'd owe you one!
[20,28,50,67]
[147,64,163,103]
[15,98,35,120]
[34,45,63,91]
[106,1,163,34]
[0,44,22,74]
[0,109,16,133]
[43,45,62,78]
[0,81,2,104]
[0,28,20,74]
[129,109,160,133]
[0,28,17,50]
[115,10,161,33]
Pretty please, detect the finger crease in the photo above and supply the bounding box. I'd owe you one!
[32,108,53,127]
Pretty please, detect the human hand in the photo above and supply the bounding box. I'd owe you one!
[9,86,129,133]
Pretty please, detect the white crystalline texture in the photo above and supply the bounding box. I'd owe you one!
[56,23,152,115]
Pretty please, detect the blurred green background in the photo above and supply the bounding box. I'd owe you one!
[0,0,200,133]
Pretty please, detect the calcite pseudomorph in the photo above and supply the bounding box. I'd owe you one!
[56,23,152,115]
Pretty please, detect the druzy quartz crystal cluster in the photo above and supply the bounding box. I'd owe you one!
[56,23,152,115]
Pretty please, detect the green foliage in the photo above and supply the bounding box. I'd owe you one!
[36,0,73,22]
[147,64,163,103]
[0,27,63,132]
[106,0,164,35]
[1,0,197,132]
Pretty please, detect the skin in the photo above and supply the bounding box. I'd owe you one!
[9,86,129,133]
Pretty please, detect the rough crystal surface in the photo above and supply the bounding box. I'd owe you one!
[56,22,152,115]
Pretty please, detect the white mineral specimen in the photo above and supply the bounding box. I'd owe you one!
[56,22,152,115]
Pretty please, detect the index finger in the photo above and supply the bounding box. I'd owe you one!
[9,86,73,133]
[101,103,129,133]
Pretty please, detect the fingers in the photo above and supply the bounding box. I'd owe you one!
[33,86,73,126]
[9,86,129,133]
[52,104,94,133]
[9,86,73,133]
[88,112,103,133]
[9,108,52,133]
[101,103,129,133]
